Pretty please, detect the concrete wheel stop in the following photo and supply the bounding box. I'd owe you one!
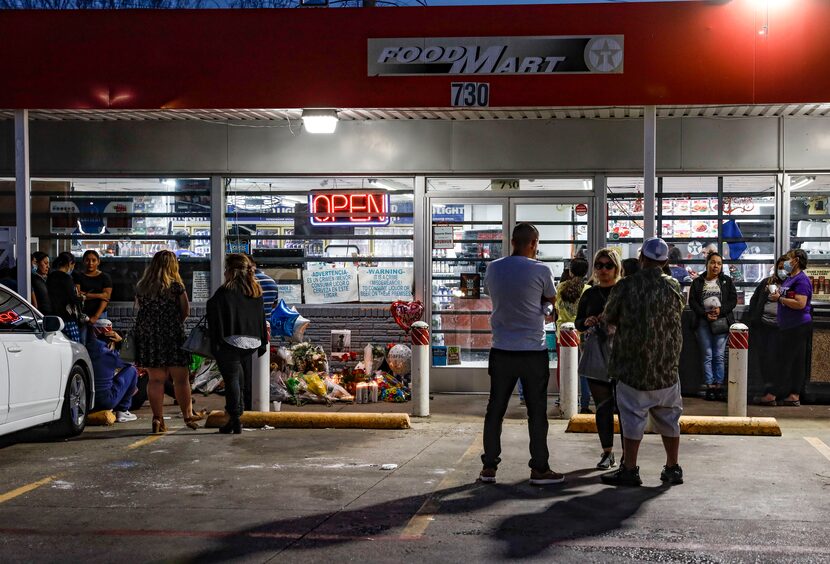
[566,414,781,436]
[205,410,411,430]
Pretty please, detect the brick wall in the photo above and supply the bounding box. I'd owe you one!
[106,302,408,357]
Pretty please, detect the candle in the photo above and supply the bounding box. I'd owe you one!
[369,381,378,403]
[356,382,367,404]
[364,343,373,373]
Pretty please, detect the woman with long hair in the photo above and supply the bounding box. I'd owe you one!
[688,251,737,401]
[575,248,622,470]
[135,250,202,433]
[74,250,113,325]
[207,254,268,434]
[46,252,83,342]
[749,256,788,405]
[555,257,592,413]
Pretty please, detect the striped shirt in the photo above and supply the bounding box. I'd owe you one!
[255,270,279,318]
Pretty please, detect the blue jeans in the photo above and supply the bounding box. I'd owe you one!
[696,322,728,386]
[93,365,138,412]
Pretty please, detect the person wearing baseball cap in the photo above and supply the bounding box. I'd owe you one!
[600,237,686,487]
[86,318,139,423]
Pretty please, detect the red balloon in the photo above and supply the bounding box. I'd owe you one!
[390,301,424,332]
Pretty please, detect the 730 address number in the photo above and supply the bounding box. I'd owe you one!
[450,82,490,108]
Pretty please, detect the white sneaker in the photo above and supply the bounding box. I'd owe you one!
[116,410,137,422]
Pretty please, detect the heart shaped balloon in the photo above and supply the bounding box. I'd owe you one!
[390,300,424,332]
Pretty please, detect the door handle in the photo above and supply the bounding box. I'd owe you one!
[6,346,22,353]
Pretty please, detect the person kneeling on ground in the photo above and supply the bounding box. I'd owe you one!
[86,319,139,423]
[600,237,685,487]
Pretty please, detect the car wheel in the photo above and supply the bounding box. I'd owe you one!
[48,365,89,438]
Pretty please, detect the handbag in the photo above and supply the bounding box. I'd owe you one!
[120,332,137,363]
[709,317,730,335]
[578,327,610,382]
[182,316,213,359]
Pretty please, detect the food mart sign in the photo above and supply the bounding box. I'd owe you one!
[368,35,624,76]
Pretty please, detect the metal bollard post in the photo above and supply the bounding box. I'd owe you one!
[410,321,430,417]
[559,322,579,419]
[727,323,749,417]
[252,340,271,412]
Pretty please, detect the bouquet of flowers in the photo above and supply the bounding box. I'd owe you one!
[290,342,328,374]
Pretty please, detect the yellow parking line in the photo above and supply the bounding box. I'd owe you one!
[401,433,482,539]
[804,437,830,462]
[0,475,57,505]
[126,433,168,451]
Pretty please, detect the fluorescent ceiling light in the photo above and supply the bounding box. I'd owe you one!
[302,109,338,134]
[790,176,816,191]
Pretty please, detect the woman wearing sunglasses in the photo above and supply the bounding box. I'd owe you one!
[575,248,623,470]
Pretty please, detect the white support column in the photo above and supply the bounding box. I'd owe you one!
[413,175,426,304]
[15,110,31,299]
[210,175,226,296]
[593,173,607,257]
[779,174,791,257]
[643,105,657,239]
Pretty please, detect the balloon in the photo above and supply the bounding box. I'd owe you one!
[271,299,300,338]
[386,344,412,378]
[291,315,310,343]
[390,301,424,332]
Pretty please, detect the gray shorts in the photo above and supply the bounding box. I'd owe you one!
[615,381,683,441]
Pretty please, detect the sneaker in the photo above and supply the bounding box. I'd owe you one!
[600,465,642,487]
[116,410,137,423]
[596,451,616,470]
[660,464,684,485]
[529,468,565,485]
[478,467,497,483]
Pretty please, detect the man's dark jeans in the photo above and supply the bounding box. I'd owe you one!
[482,348,550,472]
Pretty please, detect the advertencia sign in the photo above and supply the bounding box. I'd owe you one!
[303,264,359,304]
[368,36,624,76]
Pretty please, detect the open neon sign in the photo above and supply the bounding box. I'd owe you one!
[0,310,21,325]
[309,191,390,227]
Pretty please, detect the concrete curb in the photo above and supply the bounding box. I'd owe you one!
[565,414,781,436]
[205,410,411,430]
[87,410,116,426]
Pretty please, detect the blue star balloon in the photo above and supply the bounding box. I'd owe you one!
[270,299,300,338]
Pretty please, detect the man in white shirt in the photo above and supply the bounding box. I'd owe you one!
[479,223,564,485]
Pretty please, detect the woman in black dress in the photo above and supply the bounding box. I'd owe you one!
[207,254,267,434]
[135,250,202,433]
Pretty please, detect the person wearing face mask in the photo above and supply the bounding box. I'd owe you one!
[30,251,52,314]
[688,251,738,401]
[766,249,813,407]
[748,256,788,405]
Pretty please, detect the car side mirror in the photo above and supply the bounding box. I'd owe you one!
[42,316,64,334]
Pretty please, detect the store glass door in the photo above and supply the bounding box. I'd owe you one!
[428,196,592,390]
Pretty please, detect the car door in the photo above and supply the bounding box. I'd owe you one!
[0,345,7,425]
[0,289,63,424]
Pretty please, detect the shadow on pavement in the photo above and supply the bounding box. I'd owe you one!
[183,468,665,562]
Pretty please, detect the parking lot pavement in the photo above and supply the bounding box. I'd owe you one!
[0,395,828,563]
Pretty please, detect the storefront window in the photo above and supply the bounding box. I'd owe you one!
[427,178,592,192]
[606,177,645,260]
[0,177,212,302]
[789,174,830,301]
[226,178,414,305]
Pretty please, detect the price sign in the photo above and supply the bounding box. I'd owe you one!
[451,82,490,107]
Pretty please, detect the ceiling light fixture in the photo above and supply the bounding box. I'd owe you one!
[790,176,816,191]
[302,109,339,134]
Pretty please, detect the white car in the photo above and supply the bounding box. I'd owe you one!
[0,284,93,438]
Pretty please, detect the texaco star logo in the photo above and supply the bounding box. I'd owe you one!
[585,37,624,73]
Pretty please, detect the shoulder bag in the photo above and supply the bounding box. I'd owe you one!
[578,327,610,382]
[182,315,213,359]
